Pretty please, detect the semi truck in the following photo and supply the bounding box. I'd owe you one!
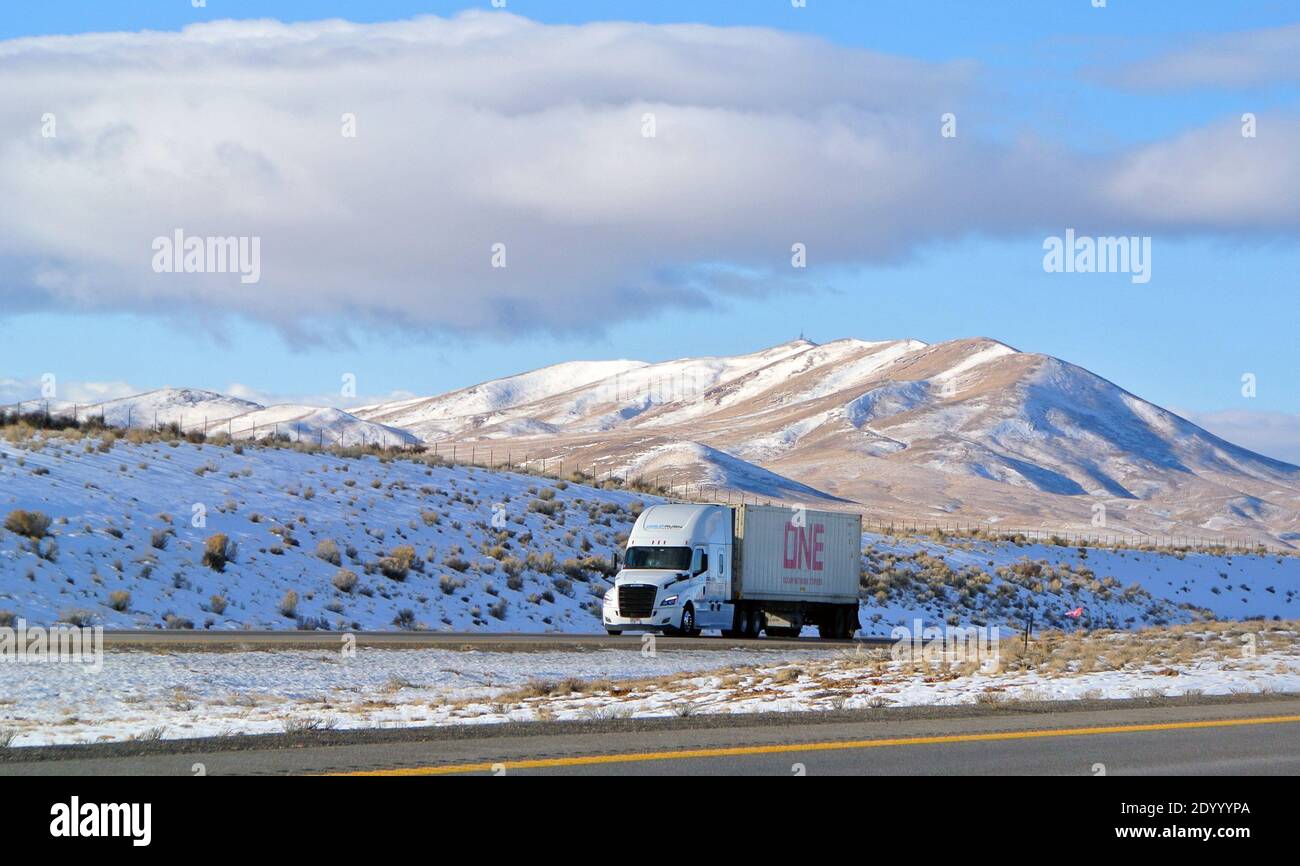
[602,503,861,640]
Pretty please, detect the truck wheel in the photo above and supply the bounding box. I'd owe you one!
[817,609,844,640]
[743,608,763,639]
[680,604,698,637]
[734,608,750,638]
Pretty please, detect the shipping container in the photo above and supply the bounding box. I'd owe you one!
[733,504,860,603]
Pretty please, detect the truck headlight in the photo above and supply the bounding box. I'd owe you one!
[660,595,678,607]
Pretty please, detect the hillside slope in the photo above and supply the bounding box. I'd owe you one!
[356,337,1300,544]
[1,432,1296,633]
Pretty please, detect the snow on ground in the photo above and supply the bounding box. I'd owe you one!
[0,431,646,632]
[1,623,1294,747]
[0,645,840,746]
[1,429,1297,636]
[858,532,1300,637]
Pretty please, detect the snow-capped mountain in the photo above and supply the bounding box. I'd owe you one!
[221,405,419,447]
[42,388,261,429]
[355,337,1300,544]
[6,388,415,449]
[352,359,649,440]
[14,340,1299,543]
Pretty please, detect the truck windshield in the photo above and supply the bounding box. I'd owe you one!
[624,546,692,571]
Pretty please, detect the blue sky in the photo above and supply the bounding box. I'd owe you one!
[1,1,1298,456]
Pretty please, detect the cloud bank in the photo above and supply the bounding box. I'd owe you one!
[1,12,1298,339]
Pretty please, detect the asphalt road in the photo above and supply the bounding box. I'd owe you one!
[98,629,885,652]
[5,696,1297,776]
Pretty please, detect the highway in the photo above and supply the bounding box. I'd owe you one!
[4,696,1297,776]
[97,629,885,652]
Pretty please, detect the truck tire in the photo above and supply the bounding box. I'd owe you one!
[680,604,698,637]
[736,607,754,639]
[665,604,699,637]
[817,608,845,640]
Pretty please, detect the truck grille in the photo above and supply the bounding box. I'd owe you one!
[617,584,657,618]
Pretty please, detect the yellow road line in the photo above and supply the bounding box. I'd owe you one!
[331,713,1300,776]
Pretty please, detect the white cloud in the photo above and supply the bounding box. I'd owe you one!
[0,12,1298,340]
[0,377,140,406]
[1100,23,1300,89]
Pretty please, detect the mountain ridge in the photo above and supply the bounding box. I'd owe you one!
[8,337,1297,543]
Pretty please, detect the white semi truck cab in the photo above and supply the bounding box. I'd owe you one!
[602,503,861,640]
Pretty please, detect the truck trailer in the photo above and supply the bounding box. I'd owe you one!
[602,503,861,640]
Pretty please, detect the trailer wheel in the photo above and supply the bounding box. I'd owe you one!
[817,609,845,640]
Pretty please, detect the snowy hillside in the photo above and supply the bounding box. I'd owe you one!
[856,532,1300,637]
[14,337,1299,542]
[352,359,650,440]
[40,388,261,429]
[1,429,1297,634]
[354,337,1300,545]
[221,405,419,448]
[4,388,414,449]
[0,432,643,632]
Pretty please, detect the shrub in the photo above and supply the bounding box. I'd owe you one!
[443,555,471,573]
[315,539,342,566]
[380,546,416,581]
[332,569,358,593]
[164,613,194,630]
[4,509,51,539]
[0,610,15,629]
[392,608,417,629]
[202,533,231,572]
[60,608,97,627]
[209,594,228,615]
[279,590,299,618]
[150,528,171,550]
[107,590,131,612]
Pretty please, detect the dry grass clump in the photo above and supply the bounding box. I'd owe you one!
[202,533,232,571]
[4,509,51,539]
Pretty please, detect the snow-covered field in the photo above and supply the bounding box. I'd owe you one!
[1,622,1294,747]
[0,430,644,632]
[1,429,1298,635]
[857,532,1300,636]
